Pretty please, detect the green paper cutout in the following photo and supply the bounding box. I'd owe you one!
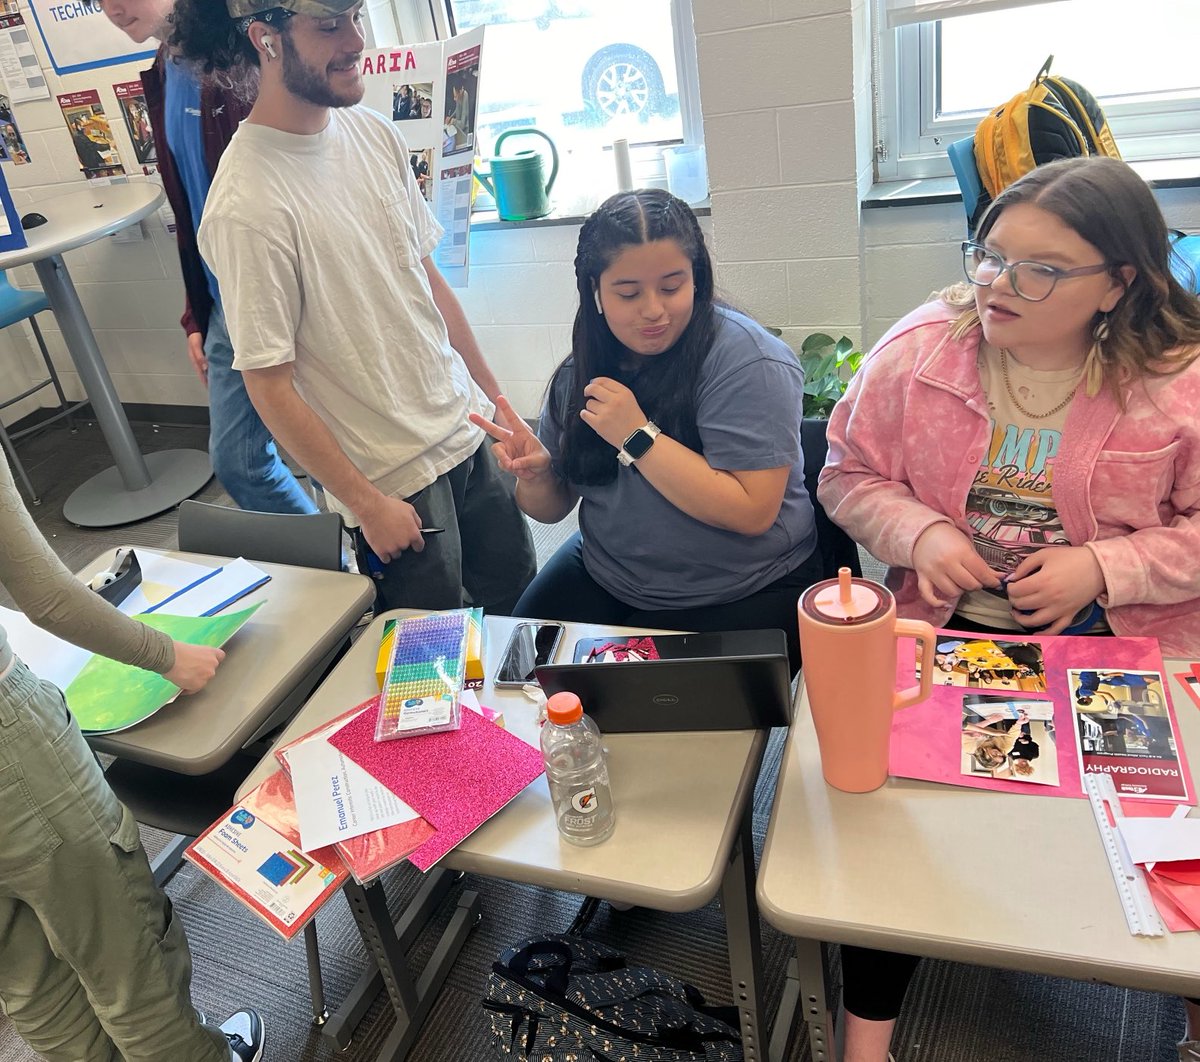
[66,605,262,734]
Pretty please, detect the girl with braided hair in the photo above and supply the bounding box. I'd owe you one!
[472,188,821,672]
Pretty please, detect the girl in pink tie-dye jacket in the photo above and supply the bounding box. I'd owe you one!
[817,156,1200,1062]
[821,158,1200,658]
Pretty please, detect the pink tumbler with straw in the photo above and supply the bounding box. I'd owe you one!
[798,567,937,793]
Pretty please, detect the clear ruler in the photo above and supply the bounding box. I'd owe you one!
[1084,773,1165,937]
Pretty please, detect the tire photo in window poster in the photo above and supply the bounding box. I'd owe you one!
[113,80,155,166]
[443,44,479,158]
[0,91,30,164]
[57,89,125,180]
[1068,668,1189,801]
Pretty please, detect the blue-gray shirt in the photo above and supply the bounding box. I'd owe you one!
[539,307,817,610]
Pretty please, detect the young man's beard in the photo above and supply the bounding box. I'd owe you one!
[281,32,362,109]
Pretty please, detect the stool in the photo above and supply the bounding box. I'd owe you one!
[0,270,85,503]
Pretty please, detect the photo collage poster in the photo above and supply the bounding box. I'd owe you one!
[359,26,484,287]
[0,12,49,105]
[57,88,125,180]
[889,630,1193,804]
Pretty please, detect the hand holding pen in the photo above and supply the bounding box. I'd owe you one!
[363,527,443,579]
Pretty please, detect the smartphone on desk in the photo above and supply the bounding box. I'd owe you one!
[495,622,565,687]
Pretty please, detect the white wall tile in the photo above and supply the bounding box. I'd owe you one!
[787,257,861,325]
[776,101,857,185]
[710,183,860,262]
[467,226,536,266]
[692,0,773,35]
[472,262,579,325]
[864,241,963,322]
[703,110,780,190]
[696,14,853,113]
[717,261,789,324]
[770,0,852,21]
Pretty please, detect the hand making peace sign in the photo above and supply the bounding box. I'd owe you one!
[470,395,553,481]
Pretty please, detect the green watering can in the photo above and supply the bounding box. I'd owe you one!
[475,128,559,221]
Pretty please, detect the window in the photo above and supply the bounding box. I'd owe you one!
[875,0,1200,183]
[381,0,704,214]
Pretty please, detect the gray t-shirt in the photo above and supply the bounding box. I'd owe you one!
[539,307,817,610]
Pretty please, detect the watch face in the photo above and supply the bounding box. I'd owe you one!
[623,428,655,460]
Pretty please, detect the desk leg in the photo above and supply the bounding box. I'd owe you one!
[34,254,212,527]
[721,809,767,1062]
[794,939,833,1062]
[330,868,479,1061]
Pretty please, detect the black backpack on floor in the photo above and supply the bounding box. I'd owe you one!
[482,934,744,1061]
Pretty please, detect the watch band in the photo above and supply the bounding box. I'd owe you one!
[617,421,661,466]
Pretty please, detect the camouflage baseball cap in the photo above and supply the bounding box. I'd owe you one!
[227,0,359,21]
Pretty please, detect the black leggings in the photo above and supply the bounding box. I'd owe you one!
[512,531,824,676]
[842,614,1200,1021]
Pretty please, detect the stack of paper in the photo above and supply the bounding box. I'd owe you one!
[274,699,437,884]
[186,770,349,940]
[329,696,545,872]
[1118,813,1200,932]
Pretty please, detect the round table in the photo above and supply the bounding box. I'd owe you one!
[0,183,212,526]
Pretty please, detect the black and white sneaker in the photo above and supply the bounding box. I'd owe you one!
[220,1009,265,1062]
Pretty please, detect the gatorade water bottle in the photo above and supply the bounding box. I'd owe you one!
[541,691,616,846]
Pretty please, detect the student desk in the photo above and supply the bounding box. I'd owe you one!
[240,612,771,1062]
[758,663,1200,1062]
[80,546,375,774]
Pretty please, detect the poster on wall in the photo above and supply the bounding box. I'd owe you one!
[27,0,155,77]
[58,89,125,179]
[0,13,49,103]
[113,80,155,165]
[359,26,484,287]
[0,87,31,163]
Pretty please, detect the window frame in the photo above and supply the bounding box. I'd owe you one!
[874,4,1200,185]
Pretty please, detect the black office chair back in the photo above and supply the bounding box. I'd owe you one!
[802,417,862,581]
[177,500,344,571]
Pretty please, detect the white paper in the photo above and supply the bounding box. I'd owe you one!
[1119,816,1200,866]
[0,605,91,688]
[0,13,48,103]
[287,733,419,854]
[118,552,217,617]
[147,558,269,617]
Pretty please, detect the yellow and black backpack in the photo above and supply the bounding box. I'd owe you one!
[972,56,1120,224]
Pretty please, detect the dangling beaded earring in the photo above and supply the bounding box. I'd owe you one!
[1083,312,1111,396]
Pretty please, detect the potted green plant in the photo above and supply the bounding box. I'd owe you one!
[797,332,863,419]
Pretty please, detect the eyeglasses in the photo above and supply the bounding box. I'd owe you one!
[961,241,1111,303]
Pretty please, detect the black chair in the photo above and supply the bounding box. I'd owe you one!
[103,501,352,1024]
[802,417,861,581]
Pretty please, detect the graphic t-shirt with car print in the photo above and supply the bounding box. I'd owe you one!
[956,347,1080,629]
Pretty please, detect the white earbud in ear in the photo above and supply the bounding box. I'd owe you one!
[262,36,277,59]
[593,288,603,315]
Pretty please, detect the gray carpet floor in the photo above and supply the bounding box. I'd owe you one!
[0,417,1191,1062]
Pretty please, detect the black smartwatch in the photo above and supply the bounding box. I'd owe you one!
[617,421,661,466]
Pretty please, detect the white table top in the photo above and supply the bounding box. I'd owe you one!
[241,614,765,911]
[0,182,163,269]
[82,547,375,776]
[757,662,1200,997]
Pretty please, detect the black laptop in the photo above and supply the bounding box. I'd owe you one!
[534,628,792,733]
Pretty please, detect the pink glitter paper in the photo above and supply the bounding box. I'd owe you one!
[329,702,545,872]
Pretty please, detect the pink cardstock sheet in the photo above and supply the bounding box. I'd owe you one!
[889,630,1192,804]
[329,702,545,872]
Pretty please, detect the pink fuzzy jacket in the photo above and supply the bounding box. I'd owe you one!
[818,300,1200,657]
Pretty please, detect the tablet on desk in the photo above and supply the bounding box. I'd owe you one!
[536,628,791,733]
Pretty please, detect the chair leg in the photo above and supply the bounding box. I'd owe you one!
[30,315,76,433]
[0,417,38,504]
[304,920,330,1025]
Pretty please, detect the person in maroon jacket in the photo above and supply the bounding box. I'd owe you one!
[102,0,318,516]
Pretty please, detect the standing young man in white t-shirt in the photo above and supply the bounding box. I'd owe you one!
[173,0,535,613]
